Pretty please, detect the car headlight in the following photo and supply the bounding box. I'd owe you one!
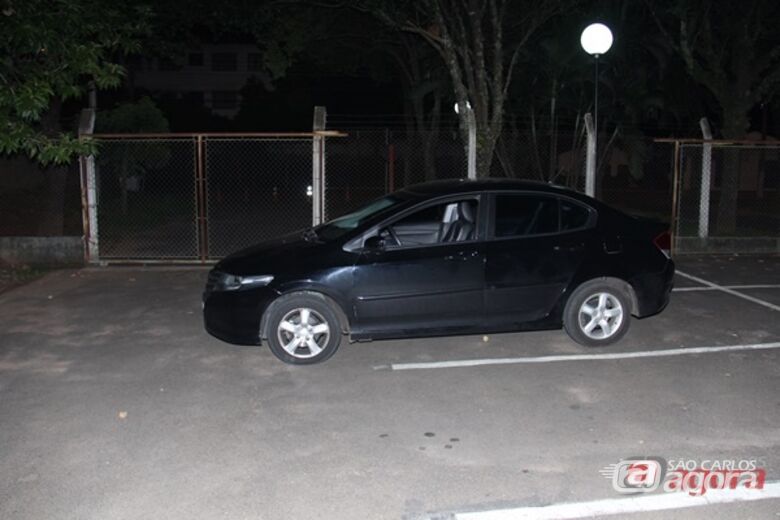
[213,272,274,291]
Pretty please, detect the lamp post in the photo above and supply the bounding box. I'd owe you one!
[580,23,613,188]
[455,101,477,179]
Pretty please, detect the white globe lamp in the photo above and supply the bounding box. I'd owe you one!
[580,23,613,57]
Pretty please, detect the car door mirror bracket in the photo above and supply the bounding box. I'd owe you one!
[363,235,386,252]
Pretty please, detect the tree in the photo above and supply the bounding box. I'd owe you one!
[647,0,780,232]
[145,0,331,84]
[505,28,587,184]
[392,33,450,183]
[363,0,569,176]
[358,29,450,183]
[95,97,170,214]
[314,6,451,183]
[0,0,151,165]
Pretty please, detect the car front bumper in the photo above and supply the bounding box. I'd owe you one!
[202,286,280,345]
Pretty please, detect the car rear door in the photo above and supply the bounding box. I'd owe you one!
[350,195,486,336]
[484,192,594,326]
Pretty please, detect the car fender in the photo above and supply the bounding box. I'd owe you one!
[261,280,352,339]
[554,252,640,319]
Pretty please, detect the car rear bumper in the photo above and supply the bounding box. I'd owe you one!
[630,259,675,318]
[202,287,279,345]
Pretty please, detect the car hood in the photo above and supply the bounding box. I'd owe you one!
[214,231,329,276]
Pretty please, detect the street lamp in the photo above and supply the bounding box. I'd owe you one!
[454,101,477,179]
[580,23,613,197]
[580,23,613,153]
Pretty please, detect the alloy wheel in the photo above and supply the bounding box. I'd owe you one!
[276,307,331,359]
[577,292,624,340]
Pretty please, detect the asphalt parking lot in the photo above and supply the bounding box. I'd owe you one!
[0,255,778,520]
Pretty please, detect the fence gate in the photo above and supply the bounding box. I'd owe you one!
[672,140,779,254]
[84,133,339,263]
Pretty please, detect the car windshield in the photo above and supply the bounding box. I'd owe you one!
[315,194,408,240]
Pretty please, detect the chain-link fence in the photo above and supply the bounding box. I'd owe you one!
[675,142,779,253]
[490,128,587,190]
[86,130,776,262]
[324,129,466,220]
[322,127,675,227]
[90,134,318,262]
[599,137,675,223]
[205,138,312,258]
[94,138,199,260]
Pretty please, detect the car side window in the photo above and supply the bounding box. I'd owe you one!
[493,195,558,238]
[378,198,479,248]
[560,200,590,231]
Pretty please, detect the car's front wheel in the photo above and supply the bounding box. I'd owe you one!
[265,294,342,364]
[563,279,631,347]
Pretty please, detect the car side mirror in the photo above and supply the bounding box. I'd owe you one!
[363,235,385,251]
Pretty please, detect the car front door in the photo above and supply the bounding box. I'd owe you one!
[350,196,486,336]
[484,193,593,327]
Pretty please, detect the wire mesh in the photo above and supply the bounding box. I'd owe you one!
[323,129,467,221]
[598,137,674,222]
[94,138,198,259]
[205,137,313,258]
[676,143,780,253]
[322,128,594,221]
[90,130,747,262]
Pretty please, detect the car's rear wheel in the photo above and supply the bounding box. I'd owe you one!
[564,279,631,347]
[266,294,342,364]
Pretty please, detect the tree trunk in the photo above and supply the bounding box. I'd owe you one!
[476,129,498,178]
[529,112,544,179]
[411,92,440,182]
[716,107,749,234]
[549,91,559,182]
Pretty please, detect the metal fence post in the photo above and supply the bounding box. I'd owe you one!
[698,118,713,239]
[196,135,209,262]
[671,140,682,257]
[78,108,99,264]
[312,106,327,226]
[466,106,477,179]
[584,113,596,197]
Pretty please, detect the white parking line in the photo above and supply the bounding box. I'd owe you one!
[674,284,780,292]
[453,481,780,520]
[676,270,780,312]
[378,341,780,371]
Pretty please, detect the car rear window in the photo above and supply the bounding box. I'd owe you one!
[494,195,558,237]
[561,200,590,230]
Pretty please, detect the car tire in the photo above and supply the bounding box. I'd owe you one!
[265,293,342,364]
[563,278,631,347]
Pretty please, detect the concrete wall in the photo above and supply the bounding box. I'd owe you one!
[675,236,780,254]
[0,237,84,265]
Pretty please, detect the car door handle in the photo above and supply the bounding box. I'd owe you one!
[553,244,583,252]
[445,250,478,261]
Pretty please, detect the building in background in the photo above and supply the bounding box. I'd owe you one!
[130,44,272,118]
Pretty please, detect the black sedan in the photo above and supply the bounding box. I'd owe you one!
[203,179,674,364]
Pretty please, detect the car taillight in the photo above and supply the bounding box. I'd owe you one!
[653,231,671,257]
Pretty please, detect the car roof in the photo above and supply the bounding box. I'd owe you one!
[400,178,596,203]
